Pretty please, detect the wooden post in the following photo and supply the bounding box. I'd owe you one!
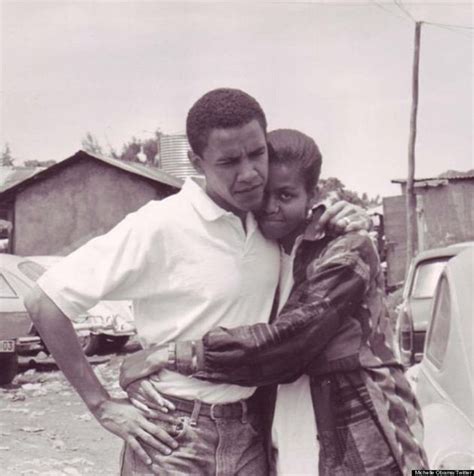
[406,21,422,271]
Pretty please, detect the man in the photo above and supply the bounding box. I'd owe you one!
[25,88,365,475]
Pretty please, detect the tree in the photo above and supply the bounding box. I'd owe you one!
[142,138,159,165]
[317,177,381,209]
[82,130,161,166]
[0,143,15,166]
[119,137,142,162]
[81,132,104,156]
[24,160,56,168]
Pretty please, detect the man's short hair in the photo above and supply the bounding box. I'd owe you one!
[186,88,268,156]
[267,129,322,192]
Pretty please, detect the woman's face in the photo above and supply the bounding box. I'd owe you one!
[257,162,312,244]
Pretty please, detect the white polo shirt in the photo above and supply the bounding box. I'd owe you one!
[38,178,280,403]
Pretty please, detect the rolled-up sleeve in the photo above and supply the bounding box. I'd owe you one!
[37,203,163,321]
[178,233,377,386]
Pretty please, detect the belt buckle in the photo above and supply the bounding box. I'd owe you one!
[210,403,219,420]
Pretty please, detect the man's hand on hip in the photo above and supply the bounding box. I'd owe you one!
[93,397,179,468]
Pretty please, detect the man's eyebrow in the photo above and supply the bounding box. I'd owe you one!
[250,145,266,153]
[216,153,241,162]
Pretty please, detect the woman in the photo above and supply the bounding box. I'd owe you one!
[122,129,427,475]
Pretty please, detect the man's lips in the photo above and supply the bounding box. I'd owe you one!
[259,216,285,223]
[235,184,264,194]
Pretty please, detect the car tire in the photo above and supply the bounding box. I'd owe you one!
[78,334,102,356]
[0,352,19,385]
[100,335,130,354]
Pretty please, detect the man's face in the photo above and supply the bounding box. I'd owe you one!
[193,120,268,218]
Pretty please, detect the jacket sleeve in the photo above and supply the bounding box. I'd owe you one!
[176,232,378,387]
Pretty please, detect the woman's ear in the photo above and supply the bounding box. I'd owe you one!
[306,186,320,211]
[188,150,204,174]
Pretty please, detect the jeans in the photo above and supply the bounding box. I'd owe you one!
[120,396,268,475]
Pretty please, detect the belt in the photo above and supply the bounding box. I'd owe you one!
[163,394,260,420]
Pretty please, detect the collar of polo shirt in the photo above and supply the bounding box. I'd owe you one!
[183,177,242,222]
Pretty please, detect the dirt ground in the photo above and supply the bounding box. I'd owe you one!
[0,346,139,476]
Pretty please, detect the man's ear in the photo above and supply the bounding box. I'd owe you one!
[188,150,204,174]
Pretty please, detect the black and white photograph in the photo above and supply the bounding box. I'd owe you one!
[0,1,472,474]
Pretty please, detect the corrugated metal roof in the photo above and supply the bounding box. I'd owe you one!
[392,174,474,184]
[0,151,183,198]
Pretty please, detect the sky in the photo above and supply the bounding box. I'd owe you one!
[1,0,472,198]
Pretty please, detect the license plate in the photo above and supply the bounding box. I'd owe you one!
[0,340,15,352]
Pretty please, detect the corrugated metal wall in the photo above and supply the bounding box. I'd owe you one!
[159,134,196,179]
[383,180,474,287]
[418,182,474,249]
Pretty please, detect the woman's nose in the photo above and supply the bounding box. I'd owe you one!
[264,196,279,214]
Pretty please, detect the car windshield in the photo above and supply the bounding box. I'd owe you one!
[411,258,449,299]
[17,261,47,282]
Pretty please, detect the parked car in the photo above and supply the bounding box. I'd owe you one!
[0,256,36,384]
[396,242,474,366]
[29,256,135,356]
[0,254,135,385]
[67,300,134,356]
[410,248,473,469]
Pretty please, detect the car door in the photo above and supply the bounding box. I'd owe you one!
[0,269,33,341]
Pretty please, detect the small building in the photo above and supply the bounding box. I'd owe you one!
[0,151,182,256]
[0,166,46,220]
[383,174,474,287]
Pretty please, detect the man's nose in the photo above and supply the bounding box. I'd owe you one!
[238,157,259,182]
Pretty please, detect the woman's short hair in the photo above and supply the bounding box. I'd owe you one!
[267,129,322,192]
[186,88,267,156]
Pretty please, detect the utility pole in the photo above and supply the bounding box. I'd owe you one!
[406,21,422,270]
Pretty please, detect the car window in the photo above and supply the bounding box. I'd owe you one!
[426,276,450,368]
[411,259,449,298]
[0,273,17,298]
[18,260,47,282]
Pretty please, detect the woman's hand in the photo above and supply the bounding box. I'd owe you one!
[119,345,168,389]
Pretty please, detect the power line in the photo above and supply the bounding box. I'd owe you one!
[372,2,473,31]
[393,0,417,23]
[369,0,410,23]
[424,21,474,31]
[370,1,473,39]
[424,22,473,39]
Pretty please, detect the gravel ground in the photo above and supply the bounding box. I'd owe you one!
[0,349,137,476]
